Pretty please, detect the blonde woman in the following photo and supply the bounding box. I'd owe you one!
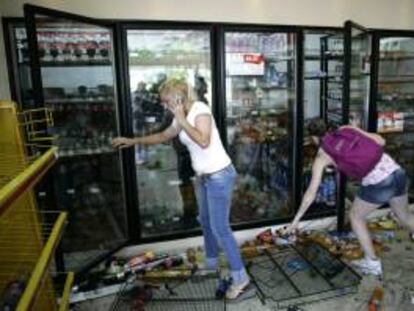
[112,78,249,299]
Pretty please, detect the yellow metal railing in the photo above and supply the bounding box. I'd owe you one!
[0,147,57,215]
[58,272,75,311]
[16,212,68,311]
[0,100,73,310]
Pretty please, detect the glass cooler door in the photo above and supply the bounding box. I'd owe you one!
[24,4,127,271]
[222,29,297,225]
[322,34,344,127]
[343,21,372,202]
[375,34,414,201]
[124,26,213,238]
[2,19,34,108]
[344,21,372,129]
[303,30,343,217]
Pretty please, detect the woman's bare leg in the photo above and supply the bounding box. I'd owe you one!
[350,197,381,259]
[390,193,414,232]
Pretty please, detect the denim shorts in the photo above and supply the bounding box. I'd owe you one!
[358,168,407,204]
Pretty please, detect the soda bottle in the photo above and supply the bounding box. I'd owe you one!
[186,248,197,264]
[321,179,328,204]
[161,256,184,269]
[195,247,204,265]
[127,251,155,269]
[368,286,384,311]
[328,176,336,206]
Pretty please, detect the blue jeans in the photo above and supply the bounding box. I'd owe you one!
[194,164,249,285]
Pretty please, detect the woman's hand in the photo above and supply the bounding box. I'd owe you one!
[111,137,135,149]
[168,101,187,125]
[285,222,298,236]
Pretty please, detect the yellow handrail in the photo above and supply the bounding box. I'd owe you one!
[58,272,75,311]
[0,146,58,214]
[16,212,68,311]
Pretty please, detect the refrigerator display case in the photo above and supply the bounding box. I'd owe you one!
[322,34,344,127]
[373,34,414,201]
[343,21,373,203]
[2,18,34,108]
[23,5,128,272]
[9,9,413,247]
[220,27,298,224]
[122,25,214,238]
[302,30,343,218]
[344,22,372,130]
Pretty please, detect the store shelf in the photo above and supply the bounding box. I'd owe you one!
[377,100,414,106]
[379,77,414,83]
[58,148,116,158]
[379,74,414,78]
[326,112,342,121]
[128,54,209,67]
[265,56,295,62]
[259,85,289,90]
[380,54,414,61]
[327,103,342,110]
[17,62,31,67]
[304,76,325,80]
[304,55,321,61]
[40,59,111,67]
[327,79,343,84]
[350,73,370,79]
[45,99,114,105]
[326,76,343,81]
[380,130,414,135]
[325,96,342,102]
[323,53,344,60]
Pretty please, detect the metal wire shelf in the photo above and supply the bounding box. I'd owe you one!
[245,243,361,309]
[110,270,226,311]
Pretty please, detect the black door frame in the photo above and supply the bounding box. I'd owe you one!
[23,4,130,277]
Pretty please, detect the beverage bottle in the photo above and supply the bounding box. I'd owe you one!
[368,286,384,311]
[126,251,155,269]
[186,247,197,264]
[195,247,204,265]
[161,256,184,269]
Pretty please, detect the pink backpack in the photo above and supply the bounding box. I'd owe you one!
[321,127,383,180]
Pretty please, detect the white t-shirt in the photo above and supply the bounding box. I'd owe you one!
[172,101,231,175]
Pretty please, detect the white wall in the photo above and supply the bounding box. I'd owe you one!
[1,0,413,99]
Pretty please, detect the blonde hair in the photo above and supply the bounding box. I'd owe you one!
[158,78,196,102]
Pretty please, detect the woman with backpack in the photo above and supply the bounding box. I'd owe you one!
[287,118,414,276]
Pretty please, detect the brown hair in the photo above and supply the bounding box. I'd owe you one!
[306,118,328,138]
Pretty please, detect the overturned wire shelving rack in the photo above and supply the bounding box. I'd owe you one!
[0,100,73,311]
[245,243,361,309]
[110,270,227,311]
